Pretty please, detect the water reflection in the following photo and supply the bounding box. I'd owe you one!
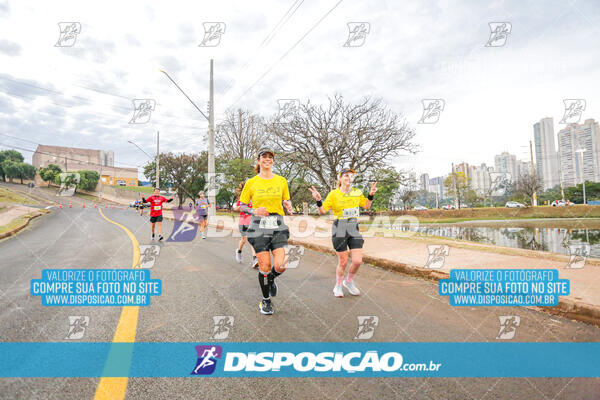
[377,224,600,257]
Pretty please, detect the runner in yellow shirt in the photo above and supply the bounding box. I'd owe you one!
[309,168,377,297]
[239,147,293,315]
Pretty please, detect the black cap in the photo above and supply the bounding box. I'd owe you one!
[258,147,275,158]
[339,168,356,177]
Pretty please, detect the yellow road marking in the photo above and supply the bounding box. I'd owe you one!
[95,209,141,400]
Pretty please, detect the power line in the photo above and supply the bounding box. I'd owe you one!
[225,0,344,110]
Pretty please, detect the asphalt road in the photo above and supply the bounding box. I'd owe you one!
[1,185,600,399]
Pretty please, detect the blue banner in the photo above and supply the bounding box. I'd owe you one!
[30,269,162,306]
[439,269,569,306]
[0,342,598,377]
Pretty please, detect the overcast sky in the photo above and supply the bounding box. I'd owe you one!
[0,0,599,179]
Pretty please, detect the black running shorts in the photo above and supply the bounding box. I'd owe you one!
[247,214,289,253]
[150,215,163,223]
[331,218,364,252]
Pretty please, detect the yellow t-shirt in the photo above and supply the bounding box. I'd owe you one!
[322,188,368,219]
[239,174,290,216]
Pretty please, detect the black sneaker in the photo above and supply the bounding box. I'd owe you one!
[259,298,274,315]
[158,235,164,241]
[269,279,278,297]
[152,233,155,240]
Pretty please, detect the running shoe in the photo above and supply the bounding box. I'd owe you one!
[333,285,344,298]
[158,235,164,241]
[252,257,259,269]
[269,279,278,297]
[235,250,243,263]
[202,232,207,239]
[343,280,360,296]
[259,299,274,315]
[152,233,155,240]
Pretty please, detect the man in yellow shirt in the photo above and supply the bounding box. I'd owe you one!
[239,147,293,315]
[309,168,377,298]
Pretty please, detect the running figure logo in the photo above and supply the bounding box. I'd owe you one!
[138,245,161,268]
[283,245,305,269]
[199,22,226,47]
[191,345,222,375]
[496,315,520,340]
[277,99,300,124]
[129,99,156,124]
[354,316,379,340]
[489,172,512,197]
[65,316,89,340]
[485,22,512,47]
[566,243,590,269]
[424,245,449,269]
[55,22,81,47]
[418,99,445,124]
[167,210,199,242]
[560,99,586,124]
[343,22,370,47]
[211,316,234,339]
[57,172,80,197]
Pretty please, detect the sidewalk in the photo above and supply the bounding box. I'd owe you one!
[196,214,600,326]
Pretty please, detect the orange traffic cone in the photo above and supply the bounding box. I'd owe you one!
[69,203,72,208]
[83,204,86,208]
[94,204,97,208]
[58,204,62,209]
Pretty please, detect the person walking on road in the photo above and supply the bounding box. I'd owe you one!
[142,187,173,241]
[195,191,211,239]
[308,168,377,297]
[233,180,258,268]
[238,147,293,315]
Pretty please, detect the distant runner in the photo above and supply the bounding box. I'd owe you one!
[233,180,258,268]
[309,168,377,297]
[195,191,211,239]
[142,188,173,241]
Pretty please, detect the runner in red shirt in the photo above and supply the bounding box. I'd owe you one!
[233,180,258,268]
[142,187,173,241]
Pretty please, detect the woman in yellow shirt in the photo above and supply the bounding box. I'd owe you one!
[239,147,293,315]
[309,168,377,297]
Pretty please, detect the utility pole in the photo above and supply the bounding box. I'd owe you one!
[557,150,564,201]
[239,109,243,160]
[156,131,160,189]
[208,59,216,217]
[451,163,458,209]
[530,141,537,206]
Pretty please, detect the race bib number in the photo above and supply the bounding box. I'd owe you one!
[153,205,162,211]
[259,216,279,229]
[342,207,359,219]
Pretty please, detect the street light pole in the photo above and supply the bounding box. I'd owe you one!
[576,148,587,205]
[156,131,160,189]
[160,62,215,217]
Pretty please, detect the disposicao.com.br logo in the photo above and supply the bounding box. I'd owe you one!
[191,345,441,376]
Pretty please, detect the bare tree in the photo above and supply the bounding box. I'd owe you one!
[215,109,269,161]
[516,171,542,206]
[266,94,418,190]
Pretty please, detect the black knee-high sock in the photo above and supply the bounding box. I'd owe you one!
[258,272,270,299]
[268,266,282,285]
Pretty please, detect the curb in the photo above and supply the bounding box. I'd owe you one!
[157,212,600,328]
[0,213,43,240]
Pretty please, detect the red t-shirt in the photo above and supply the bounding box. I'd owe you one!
[237,198,252,226]
[146,195,169,216]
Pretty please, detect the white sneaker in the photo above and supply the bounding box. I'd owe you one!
[202,232,206,239]
[235,250,243,263]
[333,285,344,298]
[343,280,360,296]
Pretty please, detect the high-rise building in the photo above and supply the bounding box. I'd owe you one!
[518,160,532,179]
[469,163,493,195]
[494,152,518,184]
[428,176,446,199]
[533,117,559,190]
[455,162,470,177]
[419,173,430,192]
[557,119,600,187]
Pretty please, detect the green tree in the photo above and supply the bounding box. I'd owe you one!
[77,170,100,191]
[143,159,170,189]
[1,160,21,183]
[444,171,470,208]
[216,187,234,208]
[18,163,36,184]
[39,164,62,186]
[0,150,24,182]
[363,167,401,211]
